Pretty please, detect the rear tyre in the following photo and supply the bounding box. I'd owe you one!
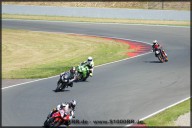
[82,78,87,81]
[164,56,168,62]
[158,55,164,63]
[82,74,89,81]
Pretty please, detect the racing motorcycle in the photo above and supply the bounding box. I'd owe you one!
[44,109,70,127]
[154,49,168,63]
[55,72,73,92]
[75,65,90,81]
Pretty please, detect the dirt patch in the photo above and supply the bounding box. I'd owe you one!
[174,112,190,126]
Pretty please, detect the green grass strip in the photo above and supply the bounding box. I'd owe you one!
[143,98,190,126]
[2,29,130,79]
[2,14,190,26]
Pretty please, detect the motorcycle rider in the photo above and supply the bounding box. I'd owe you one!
[60,67,76,87]
[152,40,162,52]
[65,100,76,118]
[51,100,77,121]
[152,40,168,60]
[80,56,94,77]
[152,40,164,56]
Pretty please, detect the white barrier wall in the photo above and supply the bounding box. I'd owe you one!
[2,5,190,21]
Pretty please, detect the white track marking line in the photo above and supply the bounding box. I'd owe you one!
[2,33,152,90]
[2,77,58,90]
[139,97,191,121]
[97,52,152,67]
[2,19,190,28]
[125,97,191,127]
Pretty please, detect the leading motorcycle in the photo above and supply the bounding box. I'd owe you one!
[154,49,168,63]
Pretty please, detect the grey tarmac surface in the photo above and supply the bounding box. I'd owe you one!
[2,20,190,126]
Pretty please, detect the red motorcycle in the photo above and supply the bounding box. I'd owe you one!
[152,44,168,63]
[154,49,168,63]
[44,109,71,127]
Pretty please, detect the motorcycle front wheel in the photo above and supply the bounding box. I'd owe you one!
[43,120,49,127]
[52,121,61,127]
[48,117,61,127]
[55,80,63,92]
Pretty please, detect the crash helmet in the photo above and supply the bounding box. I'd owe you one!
[87,57,93,63]
[153,40,158,45]
[69,100,76,109]
[70,67,76,74]
[60,103,67,109]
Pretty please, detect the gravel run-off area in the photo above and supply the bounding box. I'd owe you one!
[174,112,190,126]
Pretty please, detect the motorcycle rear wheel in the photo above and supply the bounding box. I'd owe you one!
[82,74,89,81]
[158,55,164,63]
[163,55,168,62]
[82,78,87,81]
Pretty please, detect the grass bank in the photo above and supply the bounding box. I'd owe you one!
[2,29,131,79]
[143,98,190,126]
[2,14,190,26]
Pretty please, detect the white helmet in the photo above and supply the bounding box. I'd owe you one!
[57,103,66,110]
[87,56,93,62]
[70,100,76,109]
[153,40,158,44]
[61,103,66,108]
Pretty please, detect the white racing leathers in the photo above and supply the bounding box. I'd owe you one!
[56,104,74,120]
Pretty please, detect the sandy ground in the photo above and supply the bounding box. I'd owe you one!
[174,112,190,126]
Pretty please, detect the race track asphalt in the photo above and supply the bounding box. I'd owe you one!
[2,19,190,126]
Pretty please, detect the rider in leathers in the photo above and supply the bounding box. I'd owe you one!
[152,40,168,60]
[152,40,163,56]
[60,67,76,87]
[51,100,76,121]
[80,57,94,77]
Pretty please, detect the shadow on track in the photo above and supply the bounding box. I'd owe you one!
[144,60,162,63]
[53,89,70,92]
